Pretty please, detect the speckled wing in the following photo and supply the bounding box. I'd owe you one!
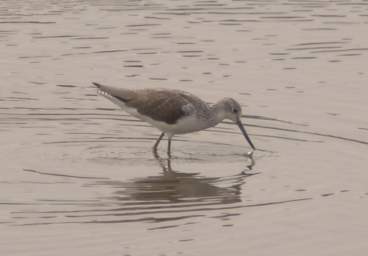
[93,83,202,124]
[126,90,195,124]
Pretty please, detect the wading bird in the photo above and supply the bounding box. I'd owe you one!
[93,82,255,156]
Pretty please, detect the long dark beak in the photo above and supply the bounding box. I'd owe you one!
[236,119,256,150]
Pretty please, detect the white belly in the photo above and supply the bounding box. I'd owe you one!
[146,115,206,135]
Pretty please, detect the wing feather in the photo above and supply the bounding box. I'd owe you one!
[93,83,206,125]
[126,90,192,124]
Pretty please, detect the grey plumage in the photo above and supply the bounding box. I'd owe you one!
[92,82,256,155]
[93,82,208,124]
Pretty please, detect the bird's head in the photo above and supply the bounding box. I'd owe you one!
[221,98,243,122]
[220,98,256,150]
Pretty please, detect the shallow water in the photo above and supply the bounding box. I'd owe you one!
[1,0,368,255]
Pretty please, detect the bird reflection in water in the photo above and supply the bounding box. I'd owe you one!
[102,151,257,207]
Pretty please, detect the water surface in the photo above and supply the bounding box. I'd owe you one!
[1,0,368,255]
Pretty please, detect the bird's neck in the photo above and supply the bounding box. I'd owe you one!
[207,102,227,127]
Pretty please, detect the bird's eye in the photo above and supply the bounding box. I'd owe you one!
[232,108,238,113]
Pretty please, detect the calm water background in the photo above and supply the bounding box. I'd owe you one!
[1,0,368,255]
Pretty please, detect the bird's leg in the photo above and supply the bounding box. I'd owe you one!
[152,148,173,173]
[167,136,172,158]
[153,132,165,152]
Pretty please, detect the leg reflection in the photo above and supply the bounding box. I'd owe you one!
[245,150,256,171]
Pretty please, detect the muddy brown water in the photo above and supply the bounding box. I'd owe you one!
[1,0,368,255]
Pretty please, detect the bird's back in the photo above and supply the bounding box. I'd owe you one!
[94,83,210,125]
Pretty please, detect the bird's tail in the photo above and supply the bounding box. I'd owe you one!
[92,82,111,98]
[92,82,112,96]
[92,82,132,104]
[92,82,103,89]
